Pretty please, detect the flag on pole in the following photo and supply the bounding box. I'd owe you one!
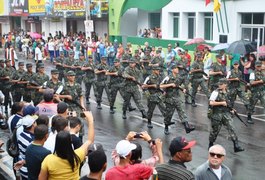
[205,0,211,6]
[214,0,221,13]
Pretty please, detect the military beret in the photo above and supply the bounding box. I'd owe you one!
[255,61,262,66]
[18,62,24,66]
[0,59,4,63]
[152,66,160,70]
[37,63,45,68]
[216,54,222,59]
[26,63,33,68]
[51,69,59,74]
[67,70,76,76]
[218,78,227,85]
[114,59,120,63]
[68,50,74,55]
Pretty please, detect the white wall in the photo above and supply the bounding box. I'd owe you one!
[94,20,108,38]
[41,18,67,36]
[137,9,149,35]
[120,8,138,36]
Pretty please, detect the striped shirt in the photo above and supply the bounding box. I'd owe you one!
[17,129,34,179]
[156,160,195,180]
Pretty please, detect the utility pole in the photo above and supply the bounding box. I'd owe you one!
[85,0,92,39]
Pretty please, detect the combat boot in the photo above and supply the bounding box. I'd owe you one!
[128,105,136,112]
[122,111,127,119]
[109,106,115,114]
[182,122,195,133]
[97,102,102,109]
[165,121,175,126]
[191,100,197,107]
[208,141,214,149]
[247,114,254,124]
[141,110,147,119]
[164,125,169,135]
[147,119,153,129]
[233,140,245,153]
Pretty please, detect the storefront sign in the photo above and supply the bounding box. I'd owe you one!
[0,0,4,15]
[53,0,85,12]
[9,0,29,16]
[29,0,45,14]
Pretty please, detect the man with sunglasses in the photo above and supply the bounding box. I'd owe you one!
[156,136,196,180]
[195,144,232,180]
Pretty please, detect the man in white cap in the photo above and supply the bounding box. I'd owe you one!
[105,140,153,180]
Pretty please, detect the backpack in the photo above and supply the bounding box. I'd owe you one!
[6,127,19,157]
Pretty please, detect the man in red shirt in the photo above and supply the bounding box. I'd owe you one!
[105,140,153,180]
[185,49,191,71]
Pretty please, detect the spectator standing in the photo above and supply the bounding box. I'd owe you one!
[35,43,43,64]
[48,39,55,63]
[105,140,153,180]
[25,125,51,180]
[39,111,94,180]
[156,136,196,180]
[195,144,232,180]
[80,143,107,180]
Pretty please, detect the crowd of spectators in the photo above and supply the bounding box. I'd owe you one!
[138,27,162,39]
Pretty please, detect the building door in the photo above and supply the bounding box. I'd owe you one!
[67,20,77,36]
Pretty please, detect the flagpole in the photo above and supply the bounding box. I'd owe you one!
[219,9,225,33]
[216,13,220,33]
[223,0,230,33]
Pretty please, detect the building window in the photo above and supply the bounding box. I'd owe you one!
[204,13,213,41]
[173,13,179,38]
[242,13,264,24]
[149,13,161,29]
[188,13,196,39]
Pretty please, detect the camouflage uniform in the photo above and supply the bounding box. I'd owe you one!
[63,56,75,82]
[11,63,26,103]
[161,66,195,134]
[55,53,65,81]
[23,64,35,103]
[143,68,167,128]
[122,61,147,119]
[150,54,164,78]
[95,59,110,108]
[121,52,131,68]
[190,58,210,105]
[73,58,85,85]
[227,67,249,108]
[83,59,96,103]
[141,54,152,81]
[247,62,265,123]
[209,62,225,92]
[0,61,15,111]
[177,58,191,103]
[31,67,49,106]
[208,85,244,152]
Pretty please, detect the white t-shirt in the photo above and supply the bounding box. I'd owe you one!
[212,166,222,180]
[35,47,43,60]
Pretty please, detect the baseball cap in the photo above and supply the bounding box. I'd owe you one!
[169,136,196,156]
[37,63,45,68]
[57,101,68,114]
[233,61,239,65]
[67,70,76,76]
[18,62,24,66]
[5,59,11,63]
[26,63,33,68]
[216,54,222,59]
[0,59,4,63]
[114,59,120,63]
[115,140,137,158]
[171,64,179,69]
[23,104,38,116]
[152,66,160,70]
[218,78,228,85]
[22,115,38,128]
[51,69,59,74]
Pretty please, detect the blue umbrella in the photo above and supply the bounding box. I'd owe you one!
[212,43,229,51]
[227,40,256,55]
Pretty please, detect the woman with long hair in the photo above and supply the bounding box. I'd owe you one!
[39,111,94,180]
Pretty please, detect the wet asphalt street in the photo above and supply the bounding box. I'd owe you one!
[0,53,264,180]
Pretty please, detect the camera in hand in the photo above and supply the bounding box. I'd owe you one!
[134,133,142,138]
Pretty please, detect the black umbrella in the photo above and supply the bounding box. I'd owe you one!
[227,40,256,55]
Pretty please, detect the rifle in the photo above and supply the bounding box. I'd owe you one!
[190,69,209,77]
[239,79,250,92]
[119,75,142,86]
[174,83,194,99]
[227,105,248,127]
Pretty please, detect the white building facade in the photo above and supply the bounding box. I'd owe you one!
[120,0,265,46]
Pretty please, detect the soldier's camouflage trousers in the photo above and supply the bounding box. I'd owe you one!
[95,82,110,103]
[164,98,188,124]
[248,91,265,114]
[227,88,249,108]
[191,78,210,99]
[84,81,97,99]
[147,94,166,121]
[122,85,144,112]
[179,76,191,102]
[209,112,238,143]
